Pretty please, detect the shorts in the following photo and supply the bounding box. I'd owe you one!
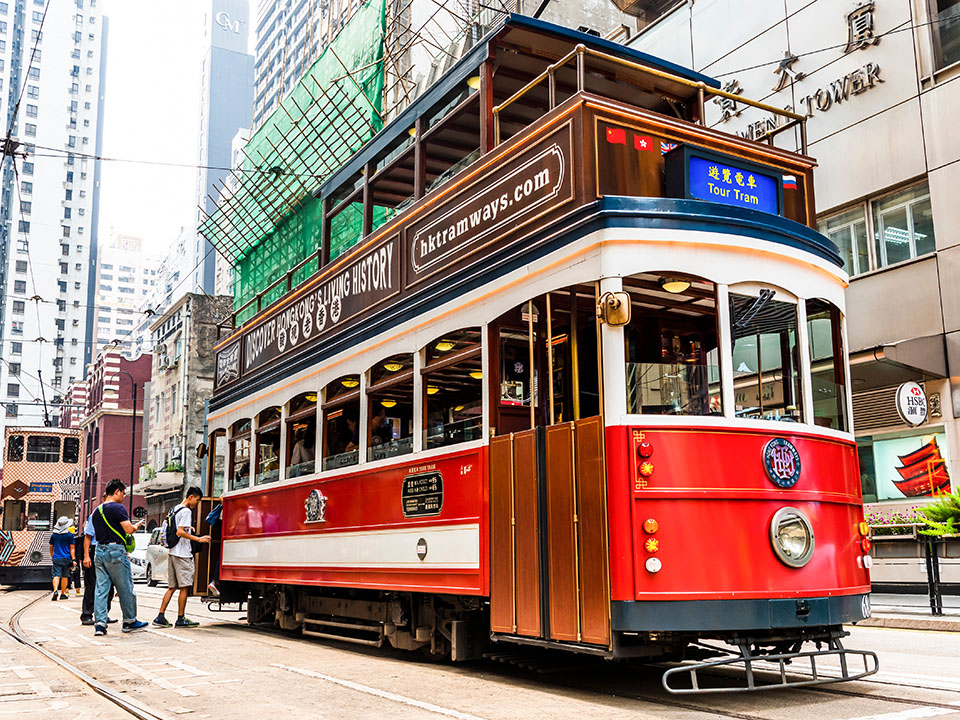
[167,555,195,589]
[51,557,72,578]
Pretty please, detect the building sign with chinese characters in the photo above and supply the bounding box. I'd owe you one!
[687,156,779,214]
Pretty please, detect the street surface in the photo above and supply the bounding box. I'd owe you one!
[2,586,960,720]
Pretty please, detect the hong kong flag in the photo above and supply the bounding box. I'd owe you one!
[633,134,654,151]
[605,126,626,144]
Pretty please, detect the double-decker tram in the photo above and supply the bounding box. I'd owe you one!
[0,427,82,585]
[203,15,877,691]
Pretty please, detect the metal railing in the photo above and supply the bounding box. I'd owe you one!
[492,44,807,154]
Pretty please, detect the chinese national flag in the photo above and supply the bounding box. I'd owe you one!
[633,134,653,151]
[605,126,626,144]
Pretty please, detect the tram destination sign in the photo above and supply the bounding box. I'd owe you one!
[234,235,400,379]
[406,122,575,285]
[666,146,783,217]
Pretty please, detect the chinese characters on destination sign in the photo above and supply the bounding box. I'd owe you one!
[688,156,778,215]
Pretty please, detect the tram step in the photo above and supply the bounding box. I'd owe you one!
[302,617,385,648]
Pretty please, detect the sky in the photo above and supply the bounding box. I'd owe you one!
[95,1,210,256]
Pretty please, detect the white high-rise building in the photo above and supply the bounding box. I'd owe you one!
[0,1,107,434]
[92,234,161,358]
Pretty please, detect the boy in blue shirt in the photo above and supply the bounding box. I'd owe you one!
[49,516,75,600]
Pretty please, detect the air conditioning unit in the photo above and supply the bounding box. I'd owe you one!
[157,355,170,370]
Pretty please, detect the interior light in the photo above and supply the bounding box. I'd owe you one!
[383,361,404,372]
[427,386,439,395]
[454,405,464,412]
[340,378,359,388]
[467,75,481,90]
[469,370,483,379]
[660,277,691,294]
[381,399,397,408]
[304,393,317,403]
[435,340,455,352]
[408,127,416,137]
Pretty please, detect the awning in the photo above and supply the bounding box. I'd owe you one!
[849,334,946,391]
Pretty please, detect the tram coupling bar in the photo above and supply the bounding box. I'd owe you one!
[661,636,879,694]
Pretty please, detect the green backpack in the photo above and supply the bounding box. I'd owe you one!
[98,505,136,553]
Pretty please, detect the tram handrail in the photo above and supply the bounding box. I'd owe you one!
[492,44,808,153]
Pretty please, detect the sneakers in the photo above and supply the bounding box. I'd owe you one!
[106,618,118,624]
[59,593,69,600]
[80,617,94,626]
[51,591,58,601]
[94,625,106,636]
[175,617,200,628]
[152,614,172,628]
[122,620,149,633]
[207,581,220,597]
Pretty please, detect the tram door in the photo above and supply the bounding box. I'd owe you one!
[489,286,610,647]
[193,431,227,597]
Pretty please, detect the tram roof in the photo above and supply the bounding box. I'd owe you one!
[315,13,720,204]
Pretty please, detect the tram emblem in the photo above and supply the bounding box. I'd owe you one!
[763,438,801,488]
[304,489,327,524]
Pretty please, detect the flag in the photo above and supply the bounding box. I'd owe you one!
[633,134,653,151]
[782,174,797,189]
[605,126,626,144]
[660,141,678,154]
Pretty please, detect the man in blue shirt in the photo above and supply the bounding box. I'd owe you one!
[49,516,75,601]
[90,479,147,636]
[80,490,114,626]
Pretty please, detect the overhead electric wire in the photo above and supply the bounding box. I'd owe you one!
[3,0,49,153]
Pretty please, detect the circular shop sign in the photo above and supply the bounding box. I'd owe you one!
[133,506,147,519]
[763,438,802,489]
[895,381,928,427]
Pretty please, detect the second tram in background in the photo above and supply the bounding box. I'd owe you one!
[0,427,82,585]
[196,15,877,692]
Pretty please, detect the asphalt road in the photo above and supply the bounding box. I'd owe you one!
[3,586,960,720]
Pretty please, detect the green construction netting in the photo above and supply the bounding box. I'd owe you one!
[201,0,387,324]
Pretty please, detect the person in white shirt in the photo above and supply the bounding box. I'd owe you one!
[152,487,210,628]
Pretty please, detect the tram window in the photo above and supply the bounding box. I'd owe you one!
[6,434,23,461]
[729,291,803,422]
[2,500,25,531]
[27,502,51,530]
[500,329,534,407]
[229,419,251,491]
[423,329,482,450]
[806,299,848,432]
[623,274,722,416]
[255,407,281,485]
[53,501,76,523]
[286,393,317,479]
[26,435,60,462]
[63,436,79,463]
[322,376,360,470]
[208,430,227,496]
[367,355,414,462]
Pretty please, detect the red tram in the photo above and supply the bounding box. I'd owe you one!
[200,15,877,691]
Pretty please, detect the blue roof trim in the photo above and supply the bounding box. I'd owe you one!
[503,14,719,89]
[212,198,839,411]
[317,13,719,202]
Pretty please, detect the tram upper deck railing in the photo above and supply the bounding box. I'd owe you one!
[213,16,824,399]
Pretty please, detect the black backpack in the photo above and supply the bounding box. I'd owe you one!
[163,505,182,548]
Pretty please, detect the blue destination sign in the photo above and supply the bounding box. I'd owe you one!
[688,155,778,215]
[29,482,52,493]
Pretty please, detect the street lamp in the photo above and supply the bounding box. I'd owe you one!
[116,368,138,519]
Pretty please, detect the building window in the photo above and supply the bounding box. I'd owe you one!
[12,301,24,314]
[10,321,22,335]
[13,280,26,294]
[27,66,39,79]
[25,104,36,117]
[21,181,31,194]
[931,0,960,69]
[63,207,71,219]
[26,85,38,98]
[24,123,36,137]
[11,342,22,355]
[15,260,26,273]
[20,201,30,214]
[22,162,33,174]
[6,384,17,397]
[873,184,935,267]
[8,363,19,376]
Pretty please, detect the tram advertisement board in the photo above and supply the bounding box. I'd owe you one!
[235,235,401,378]
[406,122,575,286]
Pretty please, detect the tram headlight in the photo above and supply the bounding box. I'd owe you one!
[769,507,815,568]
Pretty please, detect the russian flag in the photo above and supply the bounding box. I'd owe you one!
[605,126,626,144]
[783,174,797,190]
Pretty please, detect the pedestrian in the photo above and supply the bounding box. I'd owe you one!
[80,491,115,626]
[91,479,148,635]
[71,524,83,596]
[49,517,75,601]
[153,487,211,628]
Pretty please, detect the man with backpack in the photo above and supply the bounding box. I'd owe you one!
[153,487,210,628]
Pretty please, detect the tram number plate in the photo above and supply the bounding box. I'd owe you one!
[402,472,444,518]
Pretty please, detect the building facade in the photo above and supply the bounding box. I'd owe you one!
[69,348,151,523]
[629,0,960,515]
[141,293,231,527]
[91,234,161,357]
[0,1,107,437]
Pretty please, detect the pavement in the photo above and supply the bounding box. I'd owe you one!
[857,592,960,632]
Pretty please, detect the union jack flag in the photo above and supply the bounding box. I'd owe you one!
[660,141,678,154]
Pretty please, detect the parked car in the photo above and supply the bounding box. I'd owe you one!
[129,532,151,582]
[144,527,169,587]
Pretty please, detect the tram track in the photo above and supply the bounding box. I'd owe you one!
[0,590,169,720]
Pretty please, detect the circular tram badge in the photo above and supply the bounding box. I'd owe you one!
[763,438,801,488]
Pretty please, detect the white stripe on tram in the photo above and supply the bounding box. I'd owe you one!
[222,522,480,569]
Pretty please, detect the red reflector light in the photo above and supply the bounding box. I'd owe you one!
[637,441,653,458]
[861,538,871,552]
[642,518,659,534]
[638,461,654,477]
